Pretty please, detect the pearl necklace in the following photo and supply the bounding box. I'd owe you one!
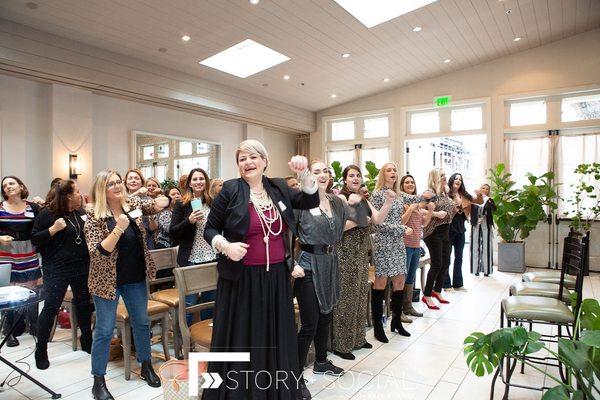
[250,189,282,271]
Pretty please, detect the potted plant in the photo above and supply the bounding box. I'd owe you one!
[463,298,600,399]
[363,161,380,193]
[330,161,344,190]
[488,163,559,273]
[563,163,600,276]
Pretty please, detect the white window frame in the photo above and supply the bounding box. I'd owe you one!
[503,86,600,134]
[323,109,393,168]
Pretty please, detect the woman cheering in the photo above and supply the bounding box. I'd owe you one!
[203,140,318,400]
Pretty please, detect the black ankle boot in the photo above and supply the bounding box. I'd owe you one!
[391,291,411,337]
[92,375,114,400]
[6,335,19,347]
[140,360,161,387]
[371,288,389,343]
[80,331,92,354]
[34,342,49,370]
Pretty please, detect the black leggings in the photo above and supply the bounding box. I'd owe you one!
[37,273,92,345]
[295,270,331,371]
[423,224,451,296]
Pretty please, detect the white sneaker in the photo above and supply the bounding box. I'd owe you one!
[455,287,468,292]
[444,288,455,293]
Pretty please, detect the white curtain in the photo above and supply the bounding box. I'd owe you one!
[507,137,551,188]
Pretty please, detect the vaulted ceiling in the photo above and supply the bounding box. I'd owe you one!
[1,0,599,111]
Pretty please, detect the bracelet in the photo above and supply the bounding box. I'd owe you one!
[111,231,122,239]
[114,226,125,235]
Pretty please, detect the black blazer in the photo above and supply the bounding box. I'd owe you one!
[169,200,198,266]
[204,176,319,281]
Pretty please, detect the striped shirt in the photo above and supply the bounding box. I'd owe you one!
[0,201,41,283]
[404,207,423,248]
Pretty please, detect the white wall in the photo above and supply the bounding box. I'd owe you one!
[0,75,297,198]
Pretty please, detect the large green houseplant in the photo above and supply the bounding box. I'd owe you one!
[488,163,559,272]
[463,298,600,399]
[563,162,599,233]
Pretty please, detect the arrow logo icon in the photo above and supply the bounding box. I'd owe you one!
[201,372,223,389]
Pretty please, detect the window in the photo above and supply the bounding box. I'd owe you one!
[331,120,355,141]
[561,94,600,122]
[405,135,487,193]
[142,146,154,160]
[509,100,546,126]
[507,137,550,188]
[451,107,483,131]
[361,147,390,170]
[325,112,391,174]
[410,111,439,134]
[363,117,389,138]
[179,141,193,156]
[135,132,220,181]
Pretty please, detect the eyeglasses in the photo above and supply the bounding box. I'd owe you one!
[106,180,123,190]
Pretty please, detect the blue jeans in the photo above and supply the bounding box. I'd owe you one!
[444,230,466,289]
[405,247,421,286]
[91,280,151,376]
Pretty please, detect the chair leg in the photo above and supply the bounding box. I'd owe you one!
[69,304,78,351]
[121,321,132,381]
[161,314,171,361]
[502,357,517,400]
[520,323,532,374]
[489,365,499,400]
[171,308,182,359]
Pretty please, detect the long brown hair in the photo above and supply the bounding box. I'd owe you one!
[181,168,212,207]
[340,164,361,198]
[47,180,77,218]
[400,174,417,195]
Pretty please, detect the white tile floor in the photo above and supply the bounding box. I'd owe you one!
[1,269,598,400]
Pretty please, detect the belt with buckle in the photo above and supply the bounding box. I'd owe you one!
[300,244,335,255]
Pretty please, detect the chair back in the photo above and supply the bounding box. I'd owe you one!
[558,236,585,314]
[174,262,218,321]
[147,247,178,292]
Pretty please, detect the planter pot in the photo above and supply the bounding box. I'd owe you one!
[498,242,526,273]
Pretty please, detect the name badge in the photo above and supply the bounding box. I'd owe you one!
[24,212,34,218]
[80,214,88,222]
[277,201,287,212]
[309,207,321,216]
[128,209,142,219]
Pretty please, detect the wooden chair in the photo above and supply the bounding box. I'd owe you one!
[173,262,218,360]
[147,247,183,359]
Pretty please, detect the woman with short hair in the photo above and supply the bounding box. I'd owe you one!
[202,140,319,400]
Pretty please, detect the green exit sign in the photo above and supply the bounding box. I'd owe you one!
[434,95,451,107]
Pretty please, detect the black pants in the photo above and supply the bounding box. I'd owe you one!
[444,230,466,289]
[37,273,92,344]
[423,224,451,296]
[295,270,331,371]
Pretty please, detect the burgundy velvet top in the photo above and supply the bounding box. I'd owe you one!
[242,204,287,266]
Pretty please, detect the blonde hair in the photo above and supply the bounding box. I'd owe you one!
[145,177,162,197]
[91,170,130,219]
[235,140,269,171]
[427,168,446,196]
[209,178,224,199]
[375,162,400,194]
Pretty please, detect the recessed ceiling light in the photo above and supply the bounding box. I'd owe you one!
[383,78,390,82]
[333,0,438,28]
[199,39,290,78]
[444,59,451,63]
[249,0,260,4]
[181,35,191,42]
[331,94,337,99]
[513,37,521,42]
[342,53,351,58]
[506,9,512,15]
[412,26,422,32]
[283,75,290,80]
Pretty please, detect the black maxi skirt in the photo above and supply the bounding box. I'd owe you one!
[202,262,299,400]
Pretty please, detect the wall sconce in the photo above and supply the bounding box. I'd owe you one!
[69,153,81,179]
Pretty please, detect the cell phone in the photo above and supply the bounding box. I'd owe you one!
[191,198,203,212]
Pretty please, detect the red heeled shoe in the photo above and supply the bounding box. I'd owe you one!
[431,292,449,304]
[421,296,439,310]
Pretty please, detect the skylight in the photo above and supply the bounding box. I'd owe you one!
[333,0,438,28]
[199,39,290,78]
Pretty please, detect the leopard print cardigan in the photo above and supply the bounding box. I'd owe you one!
[83,197,157,300]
